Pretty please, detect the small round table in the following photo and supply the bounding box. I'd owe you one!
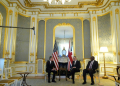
[17,72,32,86]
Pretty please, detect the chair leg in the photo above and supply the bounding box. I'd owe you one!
[95,77,96,83]
[79,75,80,81]
[45,75,46,82]
[98,75,100,83]
[115,82,117,86]
[20,80,22,86]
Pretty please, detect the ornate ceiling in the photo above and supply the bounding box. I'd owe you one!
[8,0,110,13]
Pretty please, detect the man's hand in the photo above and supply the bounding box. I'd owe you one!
[52,68,55,70]
[87,68,92,70]
[72,67,76,68]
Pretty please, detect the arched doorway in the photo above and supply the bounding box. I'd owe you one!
[53,23,75,56]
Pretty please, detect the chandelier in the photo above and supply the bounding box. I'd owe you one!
[43,0,71,4]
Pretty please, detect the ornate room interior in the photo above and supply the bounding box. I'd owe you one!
[0,0,120,86]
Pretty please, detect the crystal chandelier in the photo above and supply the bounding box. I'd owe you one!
[43,0,71,4]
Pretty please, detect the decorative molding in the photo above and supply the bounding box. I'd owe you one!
[30,53,34,56]
[29,66,33,72]
[94,52,98,56]
[118,52,120,55]
[14,61,28,64]
[110,11,112,16]
[24,0,104,8]
[113,51,116,56]
[57,23,71,26]
[115,8,119,14]
[52,21,76,57]
[15,12,18,17]
[6,0,120,14]
[5,51,9,56]
[92,16,96,21]
[9,10,13,15]
[32,17,35,22]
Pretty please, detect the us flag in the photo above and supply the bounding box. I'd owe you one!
[68,40,73,71]
[52,40,59,71]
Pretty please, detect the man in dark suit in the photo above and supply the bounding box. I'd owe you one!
[68,56,81,84]
[82,56,98,85]
[46,56,56,83]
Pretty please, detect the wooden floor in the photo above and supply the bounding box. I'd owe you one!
[25,77,115,86]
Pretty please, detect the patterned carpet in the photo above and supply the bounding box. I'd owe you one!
[26,78,115,86]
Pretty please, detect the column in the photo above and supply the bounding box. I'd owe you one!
[5,10,13,58]
[90,14,99,61]
[112,8,120,63]
[29,16,37,63]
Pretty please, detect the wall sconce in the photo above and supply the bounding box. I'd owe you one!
[100,47,108,79]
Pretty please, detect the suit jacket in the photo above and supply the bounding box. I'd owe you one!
[72,60,81,71]
[86,60,98,72]
[46,60,55,72]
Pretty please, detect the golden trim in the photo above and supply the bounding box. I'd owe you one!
[115,8,119,14]
[5,0,119,14]
[43,59,45,74]
[97,11,110,16]
[93,16,96,21]
[30,53,34,56]
[24,0,104,8]
[82,18,84,59]
[53,23,75,54]
[44,19,47,59]
[9,10,13,15]
[12,12,18,62]
[15,66,27,72]
[115,8,120,62]
[14,61,28,64]
[32,17,35,22]
[18,13,30,17]
[0,2,8,10]
[2,2,8,58]
[15,71,27,72]
[94,52,98,56]
[29,66,33,72]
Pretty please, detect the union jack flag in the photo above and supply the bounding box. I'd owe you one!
[52,40,59,71]
[68,40,73,71]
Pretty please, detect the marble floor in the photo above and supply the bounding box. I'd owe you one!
[26,78,115,86]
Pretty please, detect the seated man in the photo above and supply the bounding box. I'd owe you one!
[67,56,81,84]
[46,56,56,83]
[82,56,98,85]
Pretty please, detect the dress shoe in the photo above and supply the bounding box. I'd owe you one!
[73,81,75,84]
[82,82,86,84]
[91,82,94,85]
[67,76,70,79]
[52,80,56,83]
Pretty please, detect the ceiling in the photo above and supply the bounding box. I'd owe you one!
[55,26,73,38]
[9,0,109,13]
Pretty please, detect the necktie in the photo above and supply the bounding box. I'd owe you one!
[74,61,76,65]
[89,62,93,69]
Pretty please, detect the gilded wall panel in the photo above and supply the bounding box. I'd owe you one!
[0,4,6,58]
[46,19,82,60]
[15,14,30,61]
[83,20,91,58]
[37,20,45,59]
